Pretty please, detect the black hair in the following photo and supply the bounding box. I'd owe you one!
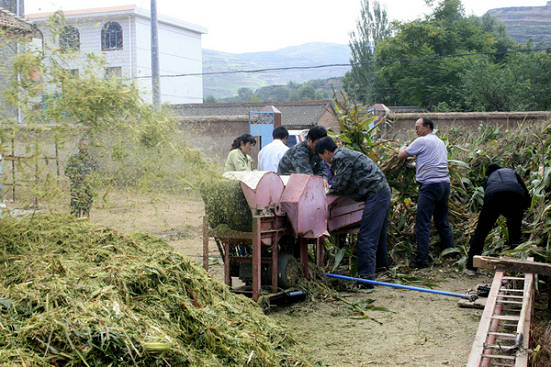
[315,136,337,155]
[231,133,256,150]
[420,117,434,131]
[272,126,289,140]
[486,163,502,177]
[307,126,327,142]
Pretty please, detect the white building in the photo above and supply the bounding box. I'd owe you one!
[26,5,207,104]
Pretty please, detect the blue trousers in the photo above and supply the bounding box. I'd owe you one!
[414,182,455,267]
[357,187,391,279]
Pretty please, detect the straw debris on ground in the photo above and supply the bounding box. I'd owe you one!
[0,215,311,366]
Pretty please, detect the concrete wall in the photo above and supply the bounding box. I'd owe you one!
[317,109,339,130]
[388,111,551,130]
[177,116,251,167]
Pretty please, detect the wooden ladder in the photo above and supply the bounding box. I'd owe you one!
[467,259,535,367]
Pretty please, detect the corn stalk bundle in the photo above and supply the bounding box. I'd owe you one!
[0,215,310,366]
[200,176,252,233]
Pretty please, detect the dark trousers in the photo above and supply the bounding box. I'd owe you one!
[414,181,455,266]
[467,191,525,269]
[357,187,391,279]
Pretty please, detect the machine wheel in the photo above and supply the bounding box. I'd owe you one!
[278,253,303,289]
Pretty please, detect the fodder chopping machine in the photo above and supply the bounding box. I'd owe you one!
[202,171,366,301]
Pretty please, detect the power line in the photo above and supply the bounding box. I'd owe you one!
[133,47,549,79]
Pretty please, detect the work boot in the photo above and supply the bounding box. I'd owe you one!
[356,282,374,290]
[411,259,429,269]
[356,274,375,290]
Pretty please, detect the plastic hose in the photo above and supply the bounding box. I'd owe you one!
[325,273,477,301]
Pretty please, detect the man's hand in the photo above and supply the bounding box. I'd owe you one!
[323,178,329,189]
[398,146,409,161]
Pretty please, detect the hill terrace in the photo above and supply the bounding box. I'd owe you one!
[488,1,551,45]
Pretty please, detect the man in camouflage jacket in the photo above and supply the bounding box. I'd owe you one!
[277,126,329,184]
[316,136,391,287]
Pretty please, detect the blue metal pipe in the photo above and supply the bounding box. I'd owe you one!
[325,273,476,301]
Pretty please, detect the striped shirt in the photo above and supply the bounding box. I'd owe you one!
[405,133,449,184]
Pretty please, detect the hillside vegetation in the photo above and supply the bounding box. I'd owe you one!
[203,42,350,99]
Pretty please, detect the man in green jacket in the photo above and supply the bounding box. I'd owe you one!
[316,136,391,287]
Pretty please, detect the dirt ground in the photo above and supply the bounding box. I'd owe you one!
[17,191,492,366]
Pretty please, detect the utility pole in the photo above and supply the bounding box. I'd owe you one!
[150,0,161,108]
[16,0,24,16]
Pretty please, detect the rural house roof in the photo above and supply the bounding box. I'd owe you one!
[171,100,337,128]
[0,7,33,35]
[26,5,207,34]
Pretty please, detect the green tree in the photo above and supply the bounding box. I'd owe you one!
[343,0,392,104]
[297,85,316,100]
[372,0,517,110]
[237,87,254,100]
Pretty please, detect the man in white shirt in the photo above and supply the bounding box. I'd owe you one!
[258,126,289,172]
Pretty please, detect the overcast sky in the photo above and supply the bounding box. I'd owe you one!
[25,0,546,53]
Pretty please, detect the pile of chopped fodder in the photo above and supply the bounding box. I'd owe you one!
[531,319,551,366]
[0,215,311,366]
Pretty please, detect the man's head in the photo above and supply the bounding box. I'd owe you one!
[315,136,337,163]
[415,117,434,137]
[78,137,89,154]
[272,126,289,144]
[486,163,502,177]
[306,126,327,153]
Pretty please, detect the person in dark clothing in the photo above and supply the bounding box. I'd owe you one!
[316,136,391,286]
[465,163,531,274]
[278,126,329,186]
[65,138,98,217]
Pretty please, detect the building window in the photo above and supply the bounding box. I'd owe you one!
[69,69,79,78]
[101,22,123,51]
[105,66,122,79]
[60,26,80,51]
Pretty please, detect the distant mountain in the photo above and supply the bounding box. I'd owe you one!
[487,2,551,46]
[203,42,351,99]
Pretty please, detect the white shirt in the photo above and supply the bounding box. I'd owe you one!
[258,139,289,172]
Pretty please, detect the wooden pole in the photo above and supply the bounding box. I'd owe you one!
[10,137,15,201]
[55,137,60,179]
[33,137,38,208]
[202,216,209,271]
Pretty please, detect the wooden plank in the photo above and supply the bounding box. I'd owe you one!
[497,295,524,299]
[515,266,534,367]
[496,300,524,305]
[473,256,551,276]
[467,271,505,367]
[499,289,524,293]
[481,354,516,360]
[488,332,517,340]
[491,315,520,321]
